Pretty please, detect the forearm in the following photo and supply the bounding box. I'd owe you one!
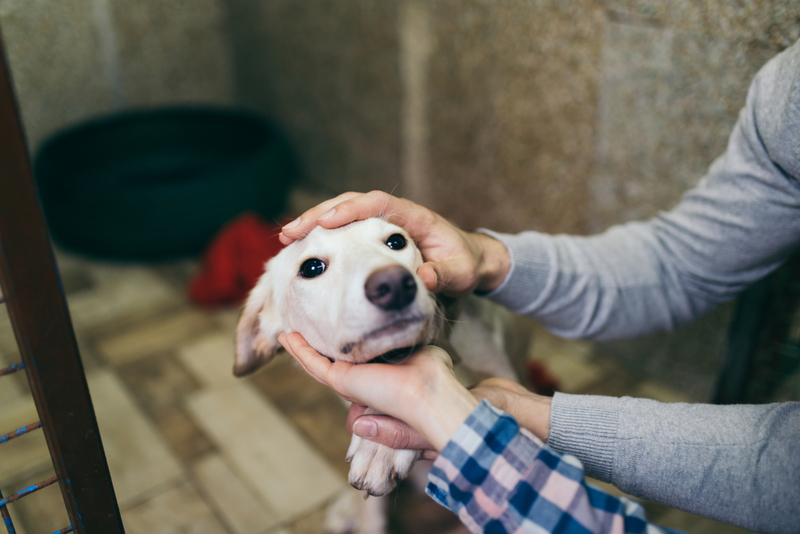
[548,393,800,533]
[470,231,511,293]
[478,41,800,340]
[414,372,479,451]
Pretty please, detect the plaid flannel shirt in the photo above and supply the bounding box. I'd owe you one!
[426,400,686,534]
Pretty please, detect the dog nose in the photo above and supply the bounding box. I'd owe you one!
[365,265,417,311]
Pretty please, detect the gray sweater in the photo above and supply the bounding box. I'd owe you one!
[483,40,800,533]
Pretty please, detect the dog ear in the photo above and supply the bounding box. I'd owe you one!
[234,271,284,377]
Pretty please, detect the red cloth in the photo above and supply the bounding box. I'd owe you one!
[527,360,559,397]
[188,213,287,306]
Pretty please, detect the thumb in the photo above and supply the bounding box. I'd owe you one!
[418,262,438,292]
[420,260,472,296]
[352,415,434,451]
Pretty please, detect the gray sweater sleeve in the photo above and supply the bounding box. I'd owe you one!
[481,39,800,341]
[548,393,800,534]
[479,40,800,533]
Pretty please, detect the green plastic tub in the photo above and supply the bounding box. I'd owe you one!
[35,107,295,260]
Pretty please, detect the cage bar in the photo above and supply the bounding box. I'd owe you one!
[0,488,16,534]
[0,363,24,378]
[0,422,42,444]
[0,32,125,534]
[0,477,59,508]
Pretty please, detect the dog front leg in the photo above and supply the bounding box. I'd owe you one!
[346,408,422,497]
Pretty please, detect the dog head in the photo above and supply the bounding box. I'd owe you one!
[234,218,440,376]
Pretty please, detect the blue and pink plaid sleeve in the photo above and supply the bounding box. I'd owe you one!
[426,400,685,534]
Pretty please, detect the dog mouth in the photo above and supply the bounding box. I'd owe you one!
[339,315,428,361]
[362,344,422,364]
[365,315,425,339]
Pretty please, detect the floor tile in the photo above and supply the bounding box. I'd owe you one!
[633,380,694,403]
[650,505,756,533]
[58,261,97,296]
[286,505,329,534]
[387,478,466,534]
[537,354,605,394]
[185,383,345,523]
[279,399,352,480]
[248,355,352,478]
[0,396,51,484]
[8,468,71,534]
[0,352,28,406]
[210,307,243,334]
[151,405,217,464]
[0,508,28,534]
[529,324,604,393]
[177,332,238,387]
[248,353,335,409]
[87,370,184,507]
[192,454,280,534]
[94,309,215,365]
[74,329,104,371]
[0,318,18,357]
[121,481,229,534]
[529,323,595,364]
[62,259,184,332]
[117,352,201,412]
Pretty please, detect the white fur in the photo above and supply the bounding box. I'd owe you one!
[236,218,438,371]
[236,218,529,532]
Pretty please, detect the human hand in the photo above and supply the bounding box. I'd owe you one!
[346,403,439,460]
[347,376,553,454]
[470,377,552,441]
[279,332,478,451]
[279,191,510,296]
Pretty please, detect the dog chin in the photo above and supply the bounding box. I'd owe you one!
[343,322,434,364]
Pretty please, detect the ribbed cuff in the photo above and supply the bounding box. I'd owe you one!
[475,229,553,315]
[548,392,620,482]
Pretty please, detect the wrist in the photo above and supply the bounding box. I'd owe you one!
[472,232,511,293]
[416,374,479,451]
[470,379,552,442]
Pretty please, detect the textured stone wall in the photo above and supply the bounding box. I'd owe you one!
[3,1,798,398]
[221,0,798,399]
[0,0,233,150]
[223,0,402,195]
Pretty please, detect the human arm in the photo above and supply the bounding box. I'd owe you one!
[429,400,686,534]
[280,333,685,534]
[547,393,800,534]
[279,333,478,451]
[282,42,800,340]
[481,39,800,340]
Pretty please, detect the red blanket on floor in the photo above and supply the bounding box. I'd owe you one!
[188,213,286,306]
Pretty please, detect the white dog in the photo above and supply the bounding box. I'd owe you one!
[235,217,530,526]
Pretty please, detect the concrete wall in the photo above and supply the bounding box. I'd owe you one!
[2,0,798,399]
[0,0,233,150]
[220,0,797,399]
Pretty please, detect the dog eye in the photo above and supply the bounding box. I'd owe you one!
[299,258,326,278]
[385,234,407,250]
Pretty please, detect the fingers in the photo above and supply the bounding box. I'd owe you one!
[280,191,436,245]
[278,332,337,387]
[315,191,426,232]
[417,263,438,292]
[345,403,369,434]
[423,259,476,297]
[351,414,435,451]
[279,191,361,244]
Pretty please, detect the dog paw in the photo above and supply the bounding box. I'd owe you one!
[346,436,421,497]
[324,490,387,534]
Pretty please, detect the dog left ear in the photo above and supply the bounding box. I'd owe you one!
[234,271,284,377]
